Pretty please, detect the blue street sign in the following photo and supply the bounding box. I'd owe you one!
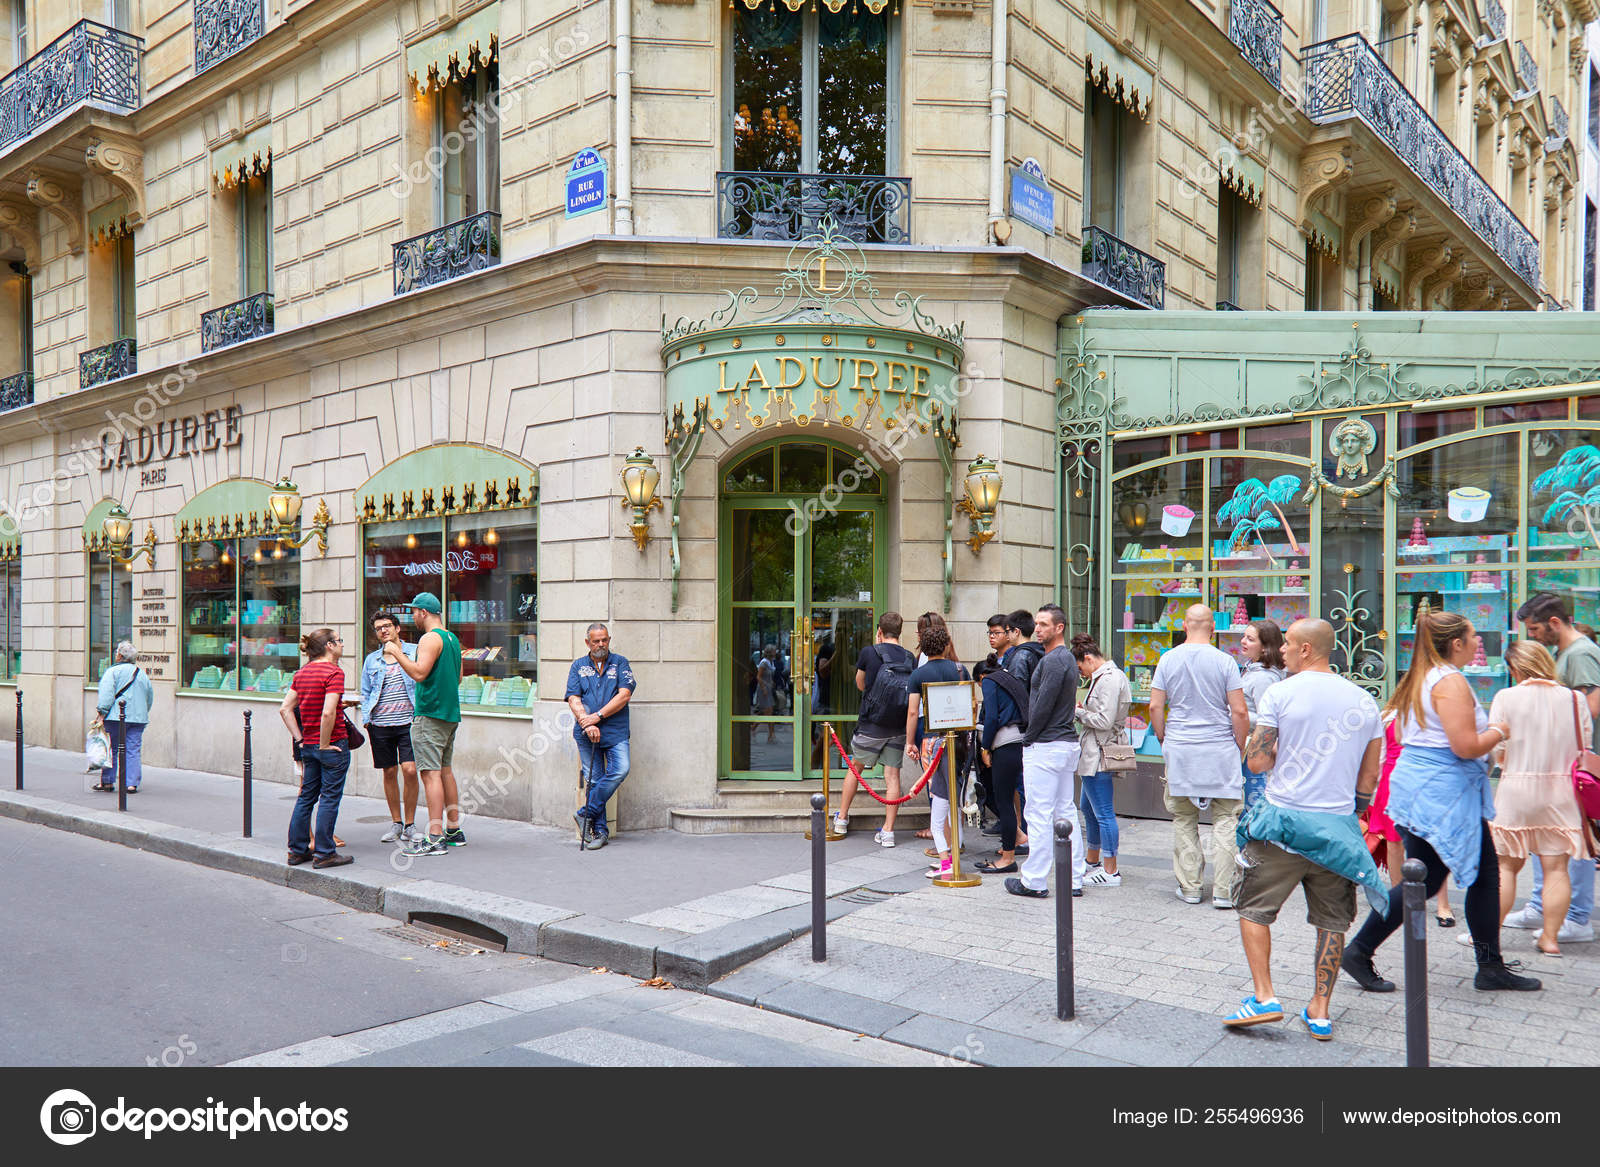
[565,149,607,219]
[1009,164,1054,236]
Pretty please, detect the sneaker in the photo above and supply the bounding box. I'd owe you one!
[1300,1007,1333,1041]
[925,860,952,880]
[380,822,404,843]
[584,831,609,851]
[1474,960,1542,991]
[400,823,418,843]
[1502,904,1542,930]
[403,834,448,857]
[1340,950,1396,992]
[1556,920,1595,943]
[1175,887,1202,905]
[1083,868,1122,887]
[1222,994,1283,1027]
[444,827,467,847]
[1212,895,1233,910]
[874,829,895,848]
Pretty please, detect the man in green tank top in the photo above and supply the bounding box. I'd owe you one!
[387,592,464,857]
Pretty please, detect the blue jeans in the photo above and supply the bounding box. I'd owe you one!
[288,745,351,860]
[1078,771,1119,858]
[577,738,630,836]
[101,720,145,789]
[1528,856,1595,926]
[1241,760,1267,811]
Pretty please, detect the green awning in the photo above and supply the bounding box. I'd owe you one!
[212,125,272,189]
[87,198,131,246]
[407,3,499,93]
[1218,142,1266,207]
[356,444,535,522]
[0,510,17,558]
[1085,26,1154,120]
[175,478,279,543]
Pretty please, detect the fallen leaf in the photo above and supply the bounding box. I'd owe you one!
[590,966,610,974]
[640,977,673,990]
[434,940,450,948]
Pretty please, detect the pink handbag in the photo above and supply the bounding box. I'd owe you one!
[1567,692,1600,824]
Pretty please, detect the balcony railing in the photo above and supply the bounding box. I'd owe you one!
[0,371,32,412]
[393,211,501,296]
[1227,0,1283,88]
[1549,95,1569,145]
[0,21,141,152]
[1302,34,1540,293]
[1081,225,1166,309]
[195,0,265,75]
[80,338,135,388]
[1480,0,1506,42]
[201,292,273,352]
[716,171,911,244]
[1516,40,1538,92]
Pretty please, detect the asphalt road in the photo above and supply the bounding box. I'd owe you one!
[0,818,942,1068]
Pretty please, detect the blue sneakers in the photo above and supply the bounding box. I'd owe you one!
[1222,995,1284,1027]
[1301,1008,1333,1041]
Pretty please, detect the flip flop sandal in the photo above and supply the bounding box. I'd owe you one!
[975,860,1018,873]
[1435,912,1457,927]
[915,829,933,839]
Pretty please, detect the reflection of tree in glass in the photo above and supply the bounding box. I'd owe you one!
[817,11,887,175]
[733,9,803,172]
[810,513,873,604]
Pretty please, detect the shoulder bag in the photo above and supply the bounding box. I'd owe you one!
[1568,692,1600,838]
[1084,673,1137,772]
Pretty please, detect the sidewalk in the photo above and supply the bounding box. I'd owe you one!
[0,743,932,988]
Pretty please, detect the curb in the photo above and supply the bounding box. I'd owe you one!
[0,789,869,990]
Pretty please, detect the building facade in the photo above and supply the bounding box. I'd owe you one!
[0,0,1590,830]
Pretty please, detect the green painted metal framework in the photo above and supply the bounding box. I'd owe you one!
[1057,311,1600,699]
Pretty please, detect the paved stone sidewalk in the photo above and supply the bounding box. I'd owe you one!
[728,817,1600,1067]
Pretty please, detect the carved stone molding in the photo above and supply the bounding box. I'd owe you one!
[0,202,41,269]
[1405,243,1452,307]
[1423,254,1465,307]
[26,172,83,255]
[1462,275,1499,310]
[1370,207,1417,269]
[1345,189,1397,265]
[84,139,145,226]
[1297,142,1353,247]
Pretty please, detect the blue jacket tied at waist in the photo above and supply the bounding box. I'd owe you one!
[1382,743,1494,889]
[1237,799,1391,914]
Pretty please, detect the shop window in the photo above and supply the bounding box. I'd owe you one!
[180,536,300,692]
[1180,429,1238,453]
[361,509,537,711]
[730,5,892,176]
[240,172,271,297]
[1243,420,1310,459]
[1111,434,1167,474]
[434,66,500,226]
[0,547,17,680]
[1397,406,1472,448]
[87,550,132,683]
[1084,84,1128,235]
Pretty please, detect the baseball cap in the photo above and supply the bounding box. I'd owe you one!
[408,592,442,615]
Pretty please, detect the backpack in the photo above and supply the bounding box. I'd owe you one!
[987,667,1031,732]
[858,645,914,728]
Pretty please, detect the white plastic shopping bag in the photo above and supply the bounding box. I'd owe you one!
[85,728,112,771]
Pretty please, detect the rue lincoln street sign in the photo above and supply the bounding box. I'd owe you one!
[565,149,607,218]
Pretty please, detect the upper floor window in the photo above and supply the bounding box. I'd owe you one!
[10,261,29,376]
[1084,83,1129,234]
[1310,0,1328,43]
[114,232,134,340]
[1216,185,1260,308]
[1589,65,1598,149]
[103,0,130,30]
[729,5,893,176]
[434,67,499,225]
[240,172,270,296]
[11,0,24,63]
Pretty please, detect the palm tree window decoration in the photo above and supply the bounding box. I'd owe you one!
[1533,444,1600,549]
[1214,474,1303,567]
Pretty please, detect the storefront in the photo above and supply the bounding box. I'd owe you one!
[1062,312,1600,815]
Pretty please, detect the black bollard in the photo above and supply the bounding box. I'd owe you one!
[242,710,253,839]
[1401,857,1429,1067]
[13,688,20,791]
[810,793,826,963]
[1055,816,1075,1020]
[116,698,128,813]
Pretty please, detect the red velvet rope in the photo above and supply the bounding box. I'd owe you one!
[827,724,944,806]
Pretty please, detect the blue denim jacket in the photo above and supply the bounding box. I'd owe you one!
[1383,743,1494,888]
[360,643,417,726]
[1238,799,1392,915]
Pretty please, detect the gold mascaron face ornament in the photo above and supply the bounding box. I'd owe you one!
[1328,416,1377,480]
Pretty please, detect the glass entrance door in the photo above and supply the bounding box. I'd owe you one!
[722,441,884,780]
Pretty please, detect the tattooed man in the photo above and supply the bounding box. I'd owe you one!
[1221,619,1384,1041]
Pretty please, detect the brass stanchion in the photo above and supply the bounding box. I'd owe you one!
[932,728,979,888]
[806,721,847,841]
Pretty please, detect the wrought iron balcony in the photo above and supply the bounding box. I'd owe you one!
[0,21,142,152]
[1480,0,1505,42]
[80,338,135,388]
[1227,0,1282,88]
[201,292,273,352]
[195,0,265,75]
[1516,40,1538,92]
[0,371,32,412]
[1081,225,1166,309]
[1215,300,1243,311]
[393,211,501,296]
[1302,34,1540,294]
[1549,95,1569,145]
[716,171,911,244]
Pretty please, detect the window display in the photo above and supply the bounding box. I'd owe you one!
[361,509,537,711]
[180,537,301,692]
[1,556,18,679]
[88,550,132,683]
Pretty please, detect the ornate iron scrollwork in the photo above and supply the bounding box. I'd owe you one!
[1080,225,1165,310]
[1226,0,1283,88]
[0,371,33,413]
[79,338,136,388]
[200,292,273,352]
[716,171,911,245]
[393,211,501,296]
[0,21,142,150]
[194,0,264,75]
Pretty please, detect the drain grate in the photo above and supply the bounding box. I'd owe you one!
[838,888,898,905]
[377,924,495,956]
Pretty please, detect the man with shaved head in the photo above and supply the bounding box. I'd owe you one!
[1222,618,1384,1041]
[1149,603,1250,907]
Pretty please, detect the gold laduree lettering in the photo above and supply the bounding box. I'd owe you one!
[811,356,844,390]
[718,360,732,391]
[774,356,805,391]
[885,362,907,395]
[742,359,771,392]
[913,366,930,396]
[851,359,879,391]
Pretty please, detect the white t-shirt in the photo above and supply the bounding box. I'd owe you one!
[1151,642,1243,745]
[1255,669,1383,814]
[1400,664,1487,748]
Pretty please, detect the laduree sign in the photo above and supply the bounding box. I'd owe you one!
[565,148,607,219]
[99,405,243,469]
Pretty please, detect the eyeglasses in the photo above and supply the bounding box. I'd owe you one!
[334,637,344,644]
